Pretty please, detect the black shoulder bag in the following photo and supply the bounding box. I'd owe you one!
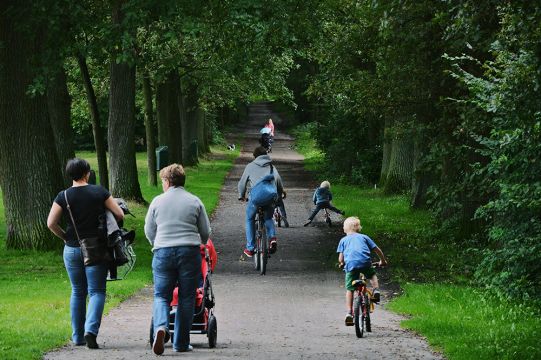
[64,190,110,266]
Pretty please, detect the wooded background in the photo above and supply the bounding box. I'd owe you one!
[0,0,539,300]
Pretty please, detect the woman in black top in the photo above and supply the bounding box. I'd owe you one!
[47,158,124,349]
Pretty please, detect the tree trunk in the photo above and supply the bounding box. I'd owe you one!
[47,65,75,185]
[383,125,414,194]
[142,73,157,186]
[181,82,199,165]
[197,109,210,154]
[77,53,109,189]
[410,139,430,208]
[107,2,143,202]
[156,71,182,164]
[0,3,65,249]
[380,117,392,185]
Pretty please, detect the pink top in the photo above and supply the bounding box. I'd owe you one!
[265,122,275,136]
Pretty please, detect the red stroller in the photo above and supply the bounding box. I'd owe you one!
[149,239,218,348]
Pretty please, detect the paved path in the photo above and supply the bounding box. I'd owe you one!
[44,102,441,359]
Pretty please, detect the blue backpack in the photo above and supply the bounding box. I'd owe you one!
[250,164,278,206]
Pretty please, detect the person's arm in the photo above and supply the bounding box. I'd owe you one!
[374,247,387,266]
[338,252,345,267]
[144,202,157,246]
[238,166,250,200]
[104,196,124,221]
[329,191,333,201]
[197,201,211,244]
[47,203,66,242]
[312,189,317,204]
[274,167,284,195]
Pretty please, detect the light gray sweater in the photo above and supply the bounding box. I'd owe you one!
[238,155,284,199]
[144,186,211,251]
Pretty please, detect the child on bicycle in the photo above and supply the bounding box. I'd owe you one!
[303,180,344,226]
[337,216,387,326]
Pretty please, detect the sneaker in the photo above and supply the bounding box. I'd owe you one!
[269,237,277,254]
[372,290,381,303]
[303,220,312,227]
[283,217,289,228]
[84,333,99,349]
[344,313,354,326]
[243,249,255,257]
[174,344,193,352]
[152,327,166,355]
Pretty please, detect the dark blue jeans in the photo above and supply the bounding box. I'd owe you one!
[245,200,275,251]
[308,201,342,221]
[152,246,201,351]
[63,245,108,344]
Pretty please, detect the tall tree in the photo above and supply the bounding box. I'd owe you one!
[46,65,75,185]
[142,72,157,186]
[107,0,143,201]
[0,0,64,250]
[155,71,183,164]
[76,53,109,189]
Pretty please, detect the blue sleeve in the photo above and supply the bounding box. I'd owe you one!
[337,239,345,253]
[363,235,377,250]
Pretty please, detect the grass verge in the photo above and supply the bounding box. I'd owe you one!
[292,123,541,360]
[0,146,239,360]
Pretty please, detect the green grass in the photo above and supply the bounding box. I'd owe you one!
[0,146,239,360]
[387,284,541,360]
[292,123,541,359]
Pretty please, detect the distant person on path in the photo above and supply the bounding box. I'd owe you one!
[264,118,275,136]
[238,146,284,256]
[304,180,345,226]
[47,158,124,349]
[259,127,273,152]
[337,216,387,326]
[145,164,211,355]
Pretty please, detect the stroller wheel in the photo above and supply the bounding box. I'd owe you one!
[208,315,217,348]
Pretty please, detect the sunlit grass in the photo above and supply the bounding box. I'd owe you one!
[388,284,541,360]
[292,123,540,359]
[0,146,239,360]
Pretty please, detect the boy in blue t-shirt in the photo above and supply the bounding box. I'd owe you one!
[337,216,387,326]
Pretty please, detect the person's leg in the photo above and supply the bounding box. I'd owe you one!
[84,261,108,348]
[307,203,324,221]
[346,290,354,313]
[245,201,257,251]
[276,198,287,218]
[369,274,381,302]
[263,205,275,239]
[173,246,201,352]
[328,203,344,215]
[152,248,176,338]
[63,246,87,345]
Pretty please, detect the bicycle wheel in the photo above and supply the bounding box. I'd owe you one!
[253,236,260,271]
[364,293,371,332]
[260,226,268,275]
[354,295,363,338]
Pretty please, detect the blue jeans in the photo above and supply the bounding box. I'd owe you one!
[63,245,108,344]
[245,200,275,251]
[152,246,201,351]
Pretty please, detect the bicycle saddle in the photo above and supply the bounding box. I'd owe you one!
[351,279,366,287]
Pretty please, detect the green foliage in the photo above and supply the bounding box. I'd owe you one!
[0,148,238,360]
[388,283,541,360]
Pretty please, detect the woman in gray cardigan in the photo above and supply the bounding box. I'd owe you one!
[145,164,211,355]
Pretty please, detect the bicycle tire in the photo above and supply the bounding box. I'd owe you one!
[354,295,363,338]
[260,226,268,275]
[253,235,260,270]
[364,293,371,332]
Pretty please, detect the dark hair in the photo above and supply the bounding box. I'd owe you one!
[65,158,91,181]
[253,146,268,158]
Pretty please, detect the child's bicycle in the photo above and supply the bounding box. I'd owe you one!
[351,262,382,338]
[323,208,332,227]
[253,207,269,275]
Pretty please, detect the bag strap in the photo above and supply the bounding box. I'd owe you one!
[64,189,82,243]
[269,163,274,174]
